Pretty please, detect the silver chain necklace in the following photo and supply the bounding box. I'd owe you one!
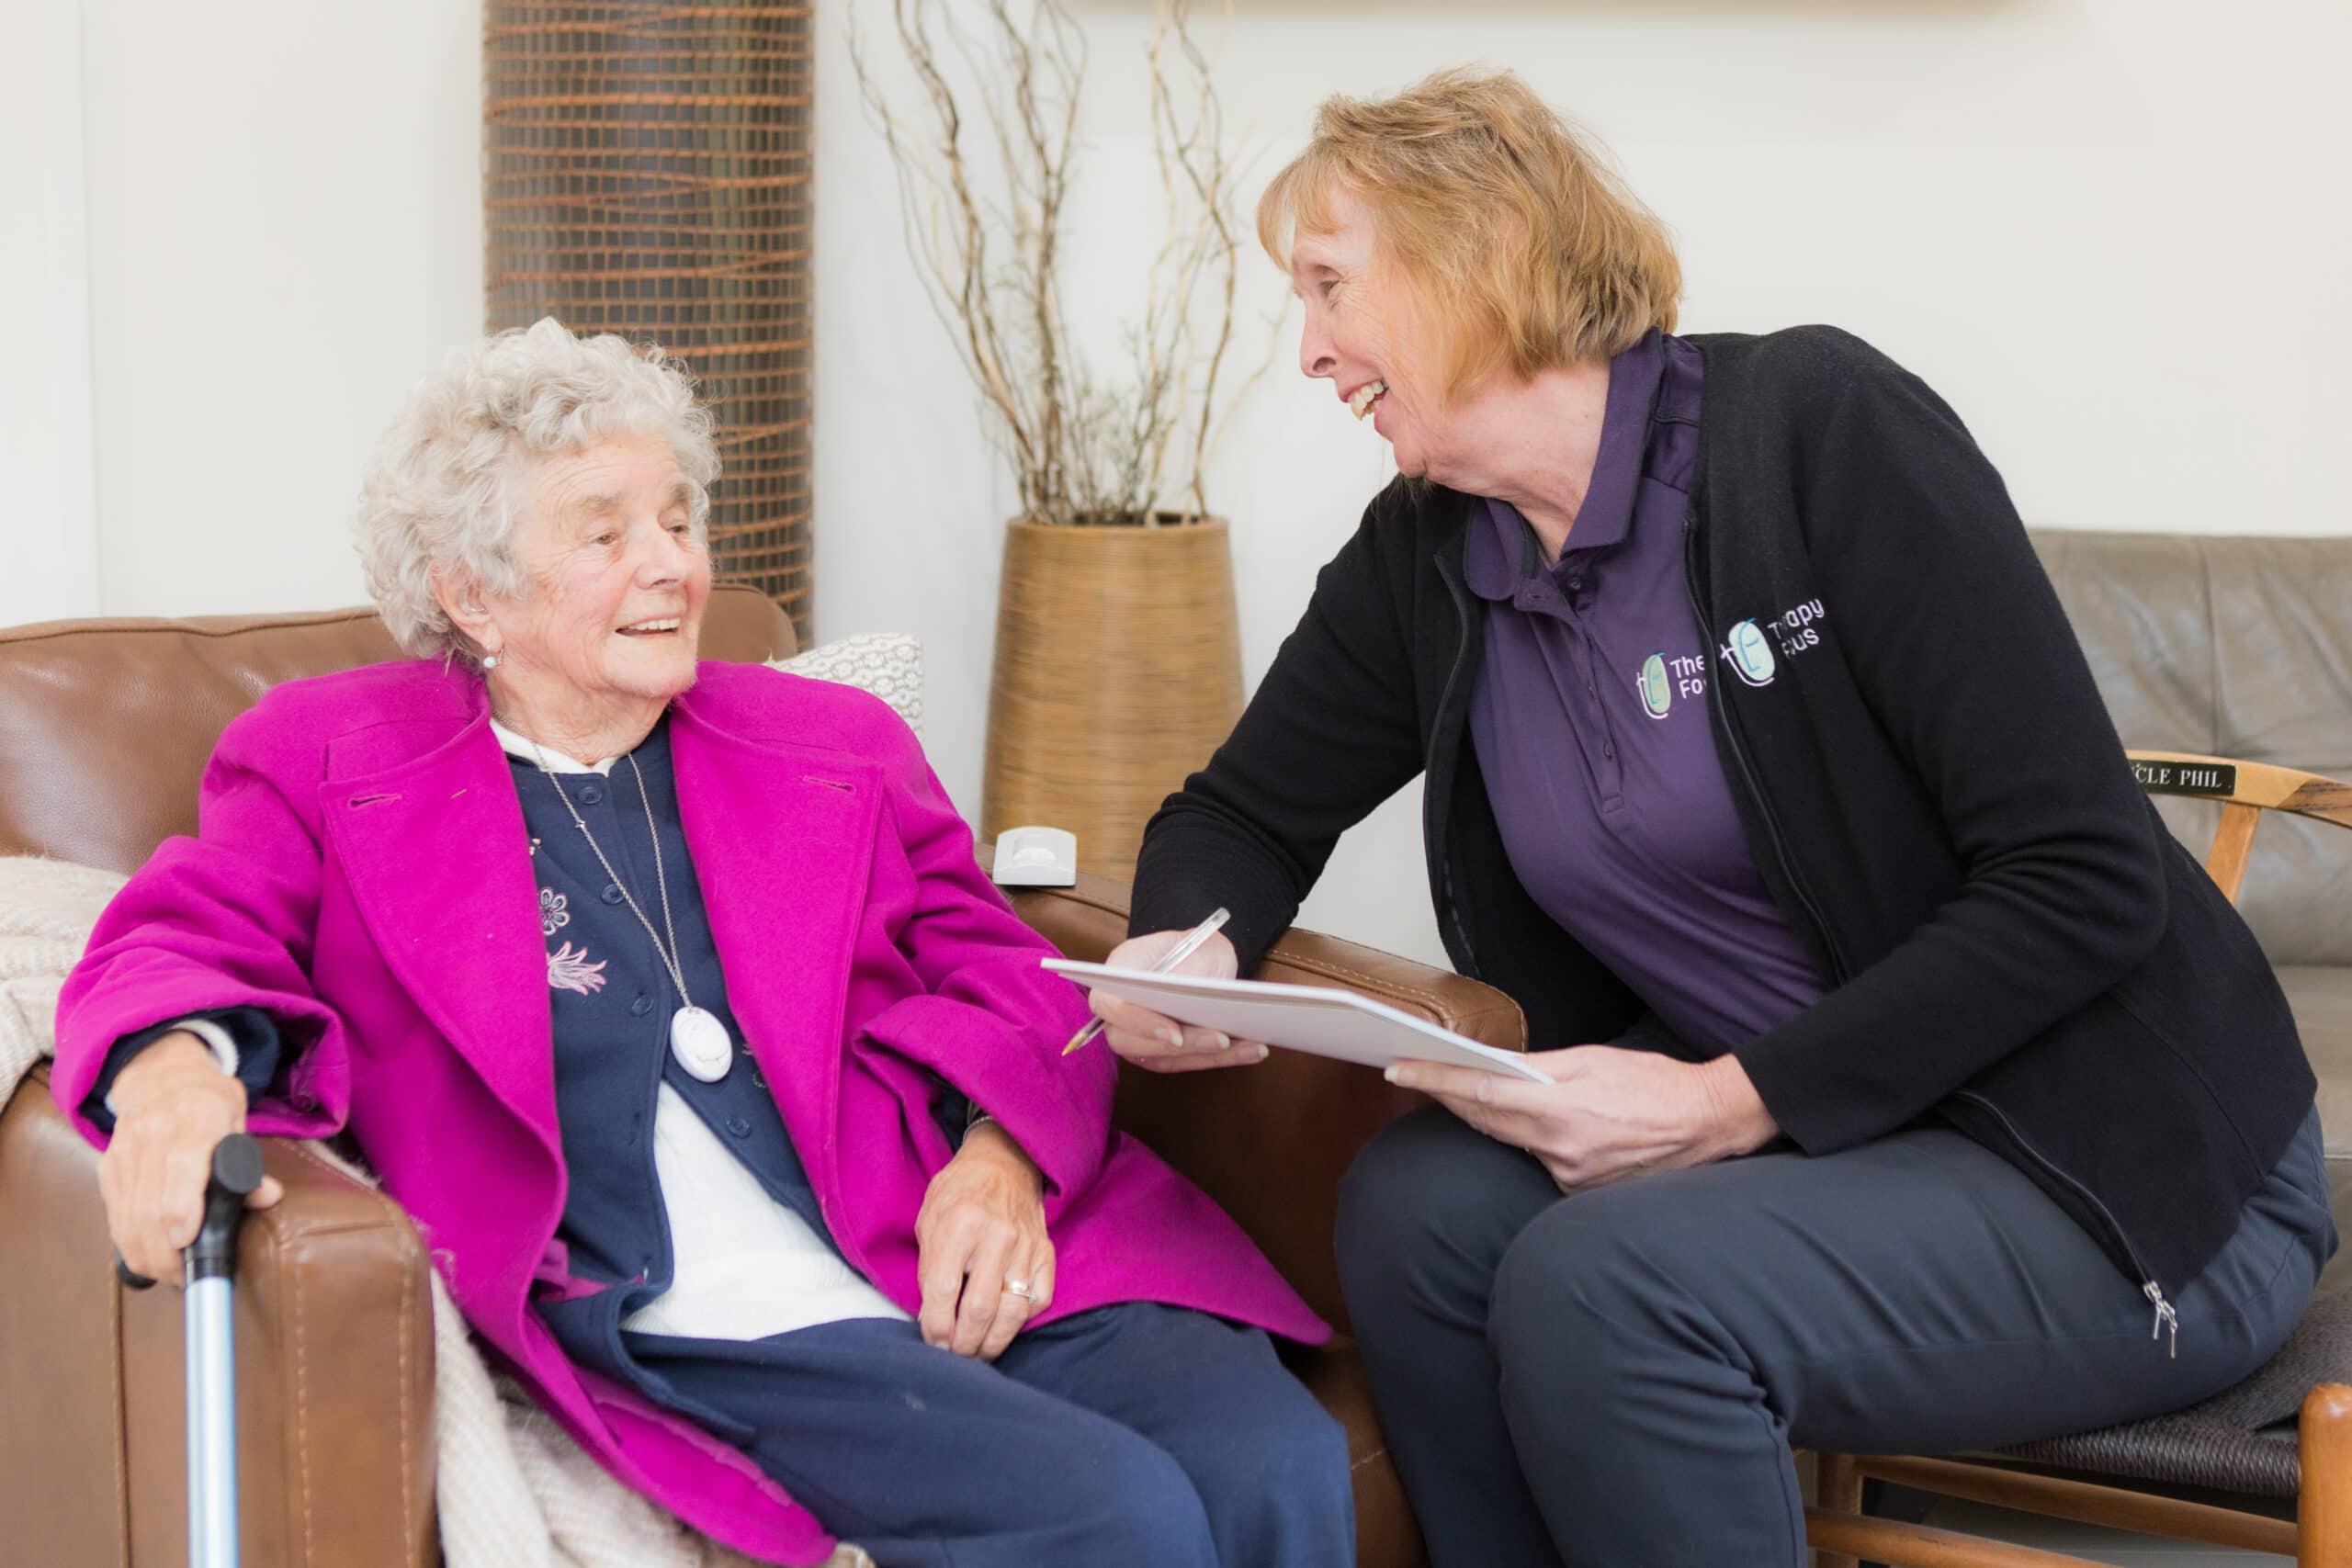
[525,739,734,1082]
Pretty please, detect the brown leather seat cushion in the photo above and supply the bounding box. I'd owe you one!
[0,588,795,872]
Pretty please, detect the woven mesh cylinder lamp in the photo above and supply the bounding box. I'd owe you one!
[484,2,814,645]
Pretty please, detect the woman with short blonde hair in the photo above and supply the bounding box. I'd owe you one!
[1090,67,2329,1566]
[1257,67,1681,397]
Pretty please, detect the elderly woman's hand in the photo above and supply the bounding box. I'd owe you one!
[1088,929,1269,1073]
[915,1120,1054,1359]
[1388,1047,1781,1192]
[98,1032,285,1284]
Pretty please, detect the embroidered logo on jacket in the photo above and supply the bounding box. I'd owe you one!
[1724,620,1777,687]
[1720,599,1829,689]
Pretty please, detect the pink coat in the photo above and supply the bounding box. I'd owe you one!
[54,659,1326,1566]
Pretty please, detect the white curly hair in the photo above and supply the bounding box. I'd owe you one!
[353,318,721,660]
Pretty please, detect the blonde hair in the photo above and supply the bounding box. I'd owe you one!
[1258,67,1681,402]
[352,318,719,660]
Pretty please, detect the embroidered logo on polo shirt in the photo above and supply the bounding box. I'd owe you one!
[1638,654,1673,717]
[1636,651,1710,717]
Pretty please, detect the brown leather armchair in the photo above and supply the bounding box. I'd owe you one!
[0,588,1514,1568]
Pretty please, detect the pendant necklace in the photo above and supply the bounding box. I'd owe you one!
[526,739,733,1082]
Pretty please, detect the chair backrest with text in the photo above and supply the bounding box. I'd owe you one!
[2128,749,2352,905]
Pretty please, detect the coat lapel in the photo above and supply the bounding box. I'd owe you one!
[322,713,560,1150]
[316,680,885,1176]
[668,695,880,1185]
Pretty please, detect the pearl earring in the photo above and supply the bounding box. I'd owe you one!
[481,653,500,671]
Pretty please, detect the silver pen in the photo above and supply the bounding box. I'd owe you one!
[1062,907,1233,1055]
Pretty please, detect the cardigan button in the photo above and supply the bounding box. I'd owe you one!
[630,993,653,1017]
[577,783,604,806]
[725,1116,753,1139]
[601,884,625,906]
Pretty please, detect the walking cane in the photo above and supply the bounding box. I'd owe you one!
[115,1132,266,1568]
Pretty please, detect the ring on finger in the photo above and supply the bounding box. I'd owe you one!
[1001,1277,1034,1302]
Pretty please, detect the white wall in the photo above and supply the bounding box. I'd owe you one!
[15,0,2346,963]
[1,0,101,627]
[5,0,481,627]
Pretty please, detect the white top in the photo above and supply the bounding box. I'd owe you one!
[503,720,910,1338]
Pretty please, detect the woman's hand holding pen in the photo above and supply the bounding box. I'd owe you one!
[1089,931,1272,1073]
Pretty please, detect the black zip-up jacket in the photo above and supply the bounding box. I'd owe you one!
[1131,324,2314,1311]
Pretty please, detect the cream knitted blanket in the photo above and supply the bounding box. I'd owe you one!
[0,855,866,1568]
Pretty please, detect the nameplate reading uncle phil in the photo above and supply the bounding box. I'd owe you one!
[2132,760,2239,796]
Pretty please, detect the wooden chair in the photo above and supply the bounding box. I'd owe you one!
[1805,750,2352,1568]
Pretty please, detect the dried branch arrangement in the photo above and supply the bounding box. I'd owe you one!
[852,0,1249,526]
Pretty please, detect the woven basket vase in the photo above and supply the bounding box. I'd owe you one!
[981,519,1244,882]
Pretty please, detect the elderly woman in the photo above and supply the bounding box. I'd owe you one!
[1088,69,2334,1566]
[53,321,1352,1568]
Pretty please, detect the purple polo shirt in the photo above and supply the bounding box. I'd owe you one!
[1464,330,1825,1055]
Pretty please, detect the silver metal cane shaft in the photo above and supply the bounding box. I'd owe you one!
[186,1272,239,1568]
[181,1132,264,1568]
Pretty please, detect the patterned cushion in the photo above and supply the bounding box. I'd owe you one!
[766,633,923,737]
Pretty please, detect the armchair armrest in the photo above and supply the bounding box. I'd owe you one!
[1004,863,1525,1332]
[0,1064,438,1568]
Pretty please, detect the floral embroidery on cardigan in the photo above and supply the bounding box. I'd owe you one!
[548,941,607,995]
[539,887,571,936]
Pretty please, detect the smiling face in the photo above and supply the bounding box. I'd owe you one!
[1288,186,1451,478]
[452,432,712,734]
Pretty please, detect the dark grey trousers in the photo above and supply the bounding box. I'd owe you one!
[1336,1102,2333,1568]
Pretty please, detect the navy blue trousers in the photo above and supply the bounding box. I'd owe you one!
[622,1302,1354,1568]
[1337,1103,2333,1568]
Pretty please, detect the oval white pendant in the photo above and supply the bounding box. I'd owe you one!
[669,1005,733,1082]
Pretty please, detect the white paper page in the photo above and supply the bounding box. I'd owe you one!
[1045,959,1550,1082]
